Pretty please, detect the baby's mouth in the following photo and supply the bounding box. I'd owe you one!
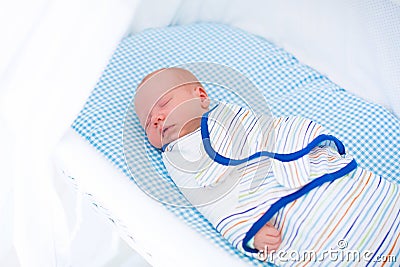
[162,124,174,137]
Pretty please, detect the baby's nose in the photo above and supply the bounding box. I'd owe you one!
[153,114,165,126]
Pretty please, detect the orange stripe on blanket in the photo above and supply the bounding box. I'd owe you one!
[278,199,297,237]
[382,232,399,266]
[301,172,372,266]
[224,110,250,155]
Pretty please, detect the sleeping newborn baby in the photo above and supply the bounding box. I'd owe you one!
[134,67,399,265]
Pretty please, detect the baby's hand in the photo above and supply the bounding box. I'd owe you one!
[253,222,282,252]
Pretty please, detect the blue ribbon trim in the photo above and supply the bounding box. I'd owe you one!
[200,105,358,253]
[200,106,346,166]
[241,159,357,253]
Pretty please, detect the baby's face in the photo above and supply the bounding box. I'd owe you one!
[135,69,209,148]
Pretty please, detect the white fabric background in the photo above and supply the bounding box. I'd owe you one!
[1,0,398,266]
[0,0,140,266]
[132,0,400,118]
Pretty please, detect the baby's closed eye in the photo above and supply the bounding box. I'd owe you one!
[159,97,172,107]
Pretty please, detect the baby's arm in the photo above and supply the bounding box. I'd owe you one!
[253,222,282,252]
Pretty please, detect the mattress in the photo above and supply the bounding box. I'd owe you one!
[60,22,399,266]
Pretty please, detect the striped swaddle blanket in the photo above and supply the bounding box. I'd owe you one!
[162,102,399,265]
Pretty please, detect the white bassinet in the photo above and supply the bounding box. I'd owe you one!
[54,18,399,267]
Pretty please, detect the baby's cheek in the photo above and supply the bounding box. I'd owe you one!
[147,131,162,148]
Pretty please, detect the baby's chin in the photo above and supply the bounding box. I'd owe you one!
[159,129,179,148]
[160,122,199,148]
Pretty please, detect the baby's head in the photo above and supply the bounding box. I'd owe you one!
[134,67,210,149]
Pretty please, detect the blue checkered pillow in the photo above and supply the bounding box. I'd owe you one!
[72,22,400,266]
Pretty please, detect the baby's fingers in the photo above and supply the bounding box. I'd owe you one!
[254,223,282,251]
[254,236,282,251]
[265,223,281,237]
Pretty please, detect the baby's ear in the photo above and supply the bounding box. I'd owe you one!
[196,87,210,109]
